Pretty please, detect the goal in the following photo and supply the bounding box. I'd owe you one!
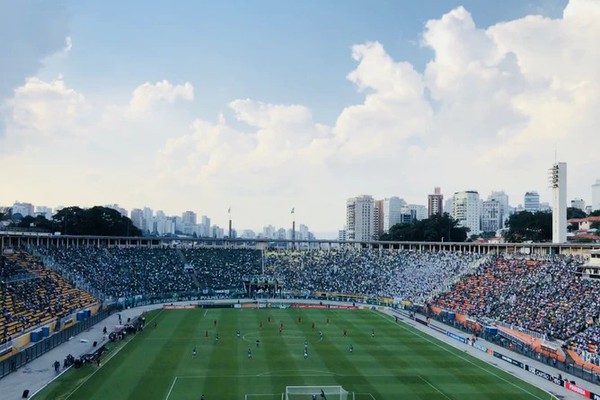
[285,386,352,400]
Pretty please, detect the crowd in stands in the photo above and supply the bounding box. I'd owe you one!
[36,247,196,298]
[264,249,482,303]
[181,248,261,292]
[432,255,600,346]
[3,245,599,368]
[569,325,600,366]
[0,251,97,344]
[36,247,263,299]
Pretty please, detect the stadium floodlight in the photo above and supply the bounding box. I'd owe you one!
[285,386,351,400]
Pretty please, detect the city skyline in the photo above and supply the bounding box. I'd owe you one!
[3,0,600,233]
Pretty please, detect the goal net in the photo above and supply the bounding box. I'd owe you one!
[285,386,350,400]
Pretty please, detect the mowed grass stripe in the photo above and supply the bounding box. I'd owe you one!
[33,309,558,400]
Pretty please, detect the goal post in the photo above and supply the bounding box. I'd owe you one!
[285,386,352,400]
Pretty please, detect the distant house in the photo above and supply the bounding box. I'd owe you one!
[567,216,600,231]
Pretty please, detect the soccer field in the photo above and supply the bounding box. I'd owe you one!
[34,308,556,400]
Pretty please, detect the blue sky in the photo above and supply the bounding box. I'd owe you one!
[3,0,599,234]
[43,0,567,124]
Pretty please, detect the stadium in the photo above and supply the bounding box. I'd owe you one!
[0,234,599,399]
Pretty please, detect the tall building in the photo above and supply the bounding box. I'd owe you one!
[428,187,443,217]
[130,208,144,230]
[550,162,567,243]
[346,195,376,241]
[11,202,34,217]
[452,191,481,235]
[407,204,427,221]
[487,191,510,228]
[571,198,586,211]
[593,179,600,211]
[382,197,405,233]
[524,191,540,212]
[444,198,454,217]
[481,199,502,233]
[201,216,211,237]
[143,207,154,234]
[35,206,53,220]
[182,211,197,225]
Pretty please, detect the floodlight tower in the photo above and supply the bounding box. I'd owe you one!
[549,162,567,243]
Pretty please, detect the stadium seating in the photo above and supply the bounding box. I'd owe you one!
[0,252,97,344]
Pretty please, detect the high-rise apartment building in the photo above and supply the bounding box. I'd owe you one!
[487,191,510,228]
[35,206,53,220]
[571,198,585,211]
[592,179,600,211]
[130,208,144,230]
[452,191,481,235]
[346,195,376,241]
[481,199,502,233]
[11,202,34,218]
[407,204,427,221]
[382,197,405,233]
[524,191,540,212]
[428,187,443,217]
[550,162,567,243]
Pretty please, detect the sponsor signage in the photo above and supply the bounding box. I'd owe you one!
[290,304,358,310]
[446,332,468,344]
[473,343,488,353]
[492,351,524,368]
[162,304,196,309]
[565,381,591,398]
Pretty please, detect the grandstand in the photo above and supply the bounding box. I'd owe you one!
[0,239,599,394]
[0,250,98,355]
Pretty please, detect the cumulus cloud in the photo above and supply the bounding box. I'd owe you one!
[0,1,70,107]
[129,80,194,114]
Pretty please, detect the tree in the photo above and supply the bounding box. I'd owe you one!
[380,213,468,242]
[9,215,53,231]
[505,211,552,242]
[53,206,141,236]
[567,207,587,220]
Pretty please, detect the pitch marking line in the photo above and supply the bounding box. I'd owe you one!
[61,309,165,400]
[356,393,377,400]
[164,376,178,400]
[417,375,453,400]
[373,311,547,400]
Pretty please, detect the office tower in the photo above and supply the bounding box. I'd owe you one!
[452,191,481,235]
[524,191,540,212]
[428,187,443,217]
[346,195,376,241]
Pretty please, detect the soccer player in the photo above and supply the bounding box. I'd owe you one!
[349,344,353,353]
[237,329,241,338]
[319,330,323,339]
[213,319,217,327]
[320,389,328,399]
[192,347,196,357]
[343,329,347,337]
[371,329,375,338]
[247,349,252,359]
[311,322,315,330]
[304,349,308,359]
[256,339,260,348]
[215,333,219,343]
[312,394,317,400]
[201,394,205,400]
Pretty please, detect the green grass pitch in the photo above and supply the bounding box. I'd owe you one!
[34,308,557,400]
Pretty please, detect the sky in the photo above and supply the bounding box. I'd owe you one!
[1,0,599,235]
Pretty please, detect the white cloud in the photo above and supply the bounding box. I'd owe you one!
[2,0,600,231]
[0,1,70,109]
[129,80,194,114]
